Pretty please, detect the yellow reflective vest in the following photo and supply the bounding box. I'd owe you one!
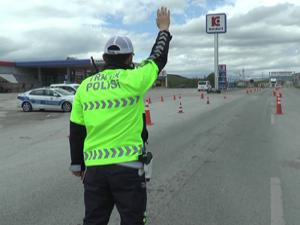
[70,60,158,166]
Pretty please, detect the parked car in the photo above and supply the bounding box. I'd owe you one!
[17,87,74,112]
[50,83,79,94]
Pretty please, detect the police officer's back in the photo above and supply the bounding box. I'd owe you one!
[69,6,172,225]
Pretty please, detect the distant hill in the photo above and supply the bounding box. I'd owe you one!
[167,74,198,88]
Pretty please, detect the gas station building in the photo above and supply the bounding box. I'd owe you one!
[0,58,166,92]
[0,59,104,92]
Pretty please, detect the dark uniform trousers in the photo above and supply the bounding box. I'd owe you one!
[83,165,147,225]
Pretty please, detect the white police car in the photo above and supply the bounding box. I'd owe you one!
[17,87,74,112]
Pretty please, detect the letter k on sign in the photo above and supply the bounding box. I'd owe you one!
[212,16,220,26]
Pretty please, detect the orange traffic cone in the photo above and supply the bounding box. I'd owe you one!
[145,100,154,125]
[201,92,204,99]
[178,101,184,113]
[206,96,210,104]
[276,95,283,115]
[161,96,164,102]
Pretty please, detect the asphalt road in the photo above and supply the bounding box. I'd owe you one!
[0,88,299,225]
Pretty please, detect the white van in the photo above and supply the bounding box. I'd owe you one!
[50,83,79,94]
[270,78,277,88]
[197,80,211,92]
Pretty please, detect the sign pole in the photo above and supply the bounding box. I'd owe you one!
[214,33,219,90]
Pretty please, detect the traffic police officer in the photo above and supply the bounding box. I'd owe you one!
[69,6,171,225]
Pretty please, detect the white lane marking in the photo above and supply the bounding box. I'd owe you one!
[271,114,275,125]
[271,177,286,225]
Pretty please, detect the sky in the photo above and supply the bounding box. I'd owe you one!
[1,0,300,78]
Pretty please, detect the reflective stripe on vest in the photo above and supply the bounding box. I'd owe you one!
[84,144,143,166]
[82,96,140,111]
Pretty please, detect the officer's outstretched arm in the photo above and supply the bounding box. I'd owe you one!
[126,7,171,94]
[148,6,172,73]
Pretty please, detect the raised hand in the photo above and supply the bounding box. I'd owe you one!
[156,6,170,31]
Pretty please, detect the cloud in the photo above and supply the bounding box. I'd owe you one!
[1,0,300,77]
[190,0,206,7]
[167,2,300,76]
[0,37,23,54]
[0,0,187,60]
